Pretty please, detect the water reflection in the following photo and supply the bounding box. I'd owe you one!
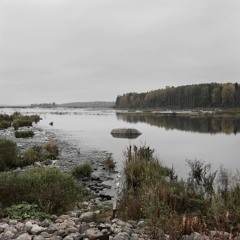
[116,113,240,135]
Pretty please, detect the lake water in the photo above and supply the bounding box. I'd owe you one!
[1,108,240,178]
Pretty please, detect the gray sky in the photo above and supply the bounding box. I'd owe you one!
[0,0,240,105]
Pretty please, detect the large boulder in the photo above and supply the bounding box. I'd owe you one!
[111,128,142,139]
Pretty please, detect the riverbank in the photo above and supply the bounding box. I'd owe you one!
[0,198,153,240]
[0,124,153,240]
[117,108,240,118]
[0,124,120,199]
[0,209,236,240]
[1,126,240,239]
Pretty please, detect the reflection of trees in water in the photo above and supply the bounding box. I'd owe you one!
[116,113,240,134]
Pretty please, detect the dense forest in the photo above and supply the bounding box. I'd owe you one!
[115,83,240,109]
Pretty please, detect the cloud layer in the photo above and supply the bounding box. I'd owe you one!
[0,0,239,105]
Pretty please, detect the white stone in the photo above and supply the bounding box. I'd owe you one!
[5,225,18,233]
[0,223,9,229]
[4,230,15,238]
[16,222,25,231]
[125,223,133,228]
[80,212,95,223]
[33,236,45,240]
[113,227,122,234]
[113,232,130,240]
[86,228,103,239]
[137,221,145,228]
[41,231,51,238]
[63,236,74,240]
[16,233,32,240]
[31,224,46,235]
[116,220,125,227]
[25,221,33,230]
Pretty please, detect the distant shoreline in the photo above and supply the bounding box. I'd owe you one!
[1,105,240,118]
[0,101,115,109]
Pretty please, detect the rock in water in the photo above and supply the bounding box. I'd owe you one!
[110,128,142,139]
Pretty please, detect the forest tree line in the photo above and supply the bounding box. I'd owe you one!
[115,83,240,109]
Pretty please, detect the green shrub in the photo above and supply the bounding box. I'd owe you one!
[124,146,171,189]
[117,187,143,220]
[71,162,92,178]
[0,114,13,121]
[0,138,18,171]
[0,120,11,130]
[230,183,240,207]
[125,145,154,163]
[119,145,240,237]
[125,159,146,189]
[5,202,53,220]
[43,140,59,159]
[15,130,34,138]
[13,119,32,130]
[102,154,116,171]
[17,148,41,167]
[186,159,217,200]
[0,113,40,130]
[0,168,84,213]
[30,114,41,124]
[12,141,59,168]
[228,184,240,225]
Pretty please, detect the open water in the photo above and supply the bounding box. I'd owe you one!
[1,107,240,179]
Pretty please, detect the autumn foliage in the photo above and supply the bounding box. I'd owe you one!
[115,83,240,109]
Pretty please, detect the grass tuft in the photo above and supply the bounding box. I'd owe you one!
[71,162,93,178]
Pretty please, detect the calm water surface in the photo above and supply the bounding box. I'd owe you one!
[2,108,240,178]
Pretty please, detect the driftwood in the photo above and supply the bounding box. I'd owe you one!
[110,128,142,139]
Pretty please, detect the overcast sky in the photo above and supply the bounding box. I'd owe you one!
[0,0,240,105]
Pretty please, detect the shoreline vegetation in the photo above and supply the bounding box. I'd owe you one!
[119,145,240,238]
[0,112,240,239]
[115,108,240,117]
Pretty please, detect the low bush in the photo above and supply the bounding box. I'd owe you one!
[124,159,146,189]
[43,140,59,159]
[102,153,116,171]
[17,147,41,167]
[15,130,34,138]
[0,113,41,130]
[0,168,84,213]
[0,139,60,170]
[13,119,32,130]
[5,202,53,221]
[117,187,143,220]
[0,114,13,121]
[118,145,240,238]
[0,138,18,171]
[0,120,11,130]
[29,114,41,123]
[124,146,173,189]
[71,162,92,178]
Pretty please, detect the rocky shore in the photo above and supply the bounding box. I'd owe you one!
[0,198,238,240]
[0,197,153,240]
[1,125,239,240]
[0,124,120,199]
